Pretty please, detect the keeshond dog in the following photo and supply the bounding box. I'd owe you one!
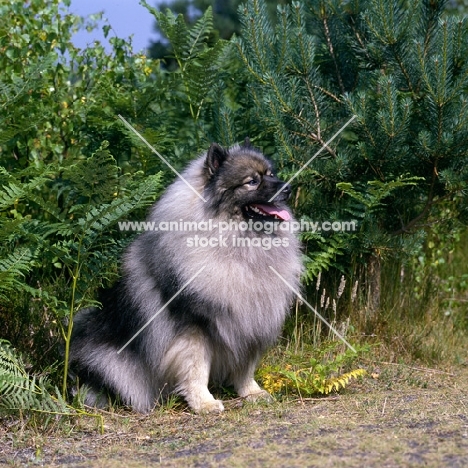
[70,139,302,413]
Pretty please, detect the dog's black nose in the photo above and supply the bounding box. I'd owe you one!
[281,184,291,196]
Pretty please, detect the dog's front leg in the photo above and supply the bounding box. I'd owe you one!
[233,357,273,403]
[161,330,224,414]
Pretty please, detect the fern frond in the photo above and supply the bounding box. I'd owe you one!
[0,166,55,210]
[142,2,226,119]
[186,7,214,63]
[301,235,345,283]
[0,217,25,242]
[75,173,163,239]
[0,181,25,210]
[144,6,188,61]
[0,247,37,300]
[144,4,214,65]
[337,176,424,210]
[321,368,367,394]
[0,340,69,414]
[62,144,119,206]
[27,194,66,222]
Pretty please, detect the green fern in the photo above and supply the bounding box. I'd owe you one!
[0,248,37,301]
[0,339,104,432]
[0,139,164,399]
[75,174,162,239]
[0,167,55,211]
[0,166,52,300]
[0,339,69,414]
[337,176,423,211]
[142,1,227,120]
[301,234,345,285]
[62,144,119,205]
[259,343,368,397]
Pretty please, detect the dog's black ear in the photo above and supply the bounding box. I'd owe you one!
[206,143,228,175]
[243,137,252,148]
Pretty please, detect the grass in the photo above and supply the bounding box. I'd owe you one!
[2,362,467,467]
[339,230,468,368]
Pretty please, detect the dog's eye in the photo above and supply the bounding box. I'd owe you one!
[248,179,259,186]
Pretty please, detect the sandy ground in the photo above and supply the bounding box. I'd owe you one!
[2,363,467,467]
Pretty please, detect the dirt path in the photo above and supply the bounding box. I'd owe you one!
[2,364,468,467]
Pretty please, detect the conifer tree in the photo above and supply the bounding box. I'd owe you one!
[230,0,468,316]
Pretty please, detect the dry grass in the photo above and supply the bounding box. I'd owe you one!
[2,362,467,467]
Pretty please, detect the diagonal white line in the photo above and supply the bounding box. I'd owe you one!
[117,265,207,354]
[118,114,207,202]
[269,115,357,202]
[268,266,356,353]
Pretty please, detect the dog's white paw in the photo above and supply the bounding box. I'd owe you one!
[195,399,224,414]
[237,379,274,403]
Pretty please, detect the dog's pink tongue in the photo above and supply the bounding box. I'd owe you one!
[254,204,291,221]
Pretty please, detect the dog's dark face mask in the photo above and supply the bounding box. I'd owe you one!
[203,139,292,222]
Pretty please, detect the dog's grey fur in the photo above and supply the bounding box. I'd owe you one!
[70,140,302,413]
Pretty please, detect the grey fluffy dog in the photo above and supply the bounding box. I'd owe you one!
[70,139,302,413]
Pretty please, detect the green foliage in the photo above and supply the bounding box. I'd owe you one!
[0,339,69,414]
[232,0,468,316]
[0,339,104,431]
[337,177,423,212]
[142,2,227,123]
[0,0,172,400]
[301,234,345,284]
[1,144,163,396]
[0,248,38,301]
[259,342,368,397]
[147,0,293,63]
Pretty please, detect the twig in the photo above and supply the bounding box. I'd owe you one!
[83,405,133,418]
[290,396,340,403]
[381,397,387,416]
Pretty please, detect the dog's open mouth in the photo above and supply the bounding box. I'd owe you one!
[243,203,291,221]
